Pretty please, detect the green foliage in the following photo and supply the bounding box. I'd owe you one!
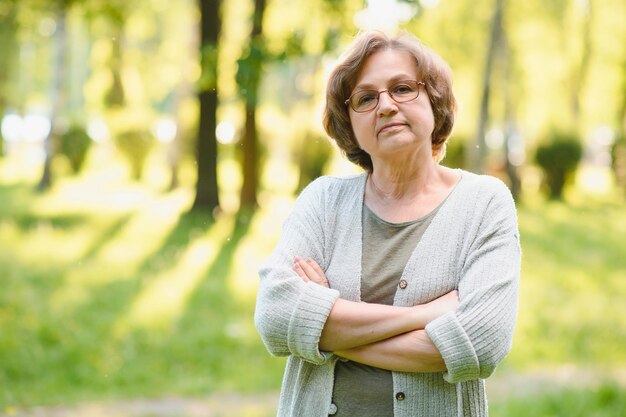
[534,131,583,199]
[114,129,154,180]
[57,125,92,173]
[442,136,466,169]
[296,132,332,192]
[236,40,266,104]
[611,134,626,194]
[490,384,626,417]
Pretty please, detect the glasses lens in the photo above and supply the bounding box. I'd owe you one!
[389,82,419,102]
[351,91,378,112]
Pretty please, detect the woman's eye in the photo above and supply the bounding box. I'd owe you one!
[357,93,376,105]
[392,84,414,95]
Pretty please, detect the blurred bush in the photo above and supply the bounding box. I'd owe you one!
[442,135,466,169]
[611,134,626,194]
[296,132,332,192]
[57,125,92,173]
[114,129,154,180]
[535,131,582,199]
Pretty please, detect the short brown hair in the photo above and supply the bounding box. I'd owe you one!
[323,30,457,171]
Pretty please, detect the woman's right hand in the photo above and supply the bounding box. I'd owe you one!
[420,290,459,324]
[292,256,330,288]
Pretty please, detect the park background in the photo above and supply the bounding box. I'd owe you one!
[1,0,626,416]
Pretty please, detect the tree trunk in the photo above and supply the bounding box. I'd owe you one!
[0,0,18,157]
[240,102,258,207]
[466,0,505,173]
[105,26,125,108]
[570,0,593,126]
[501,21,521,202]
[238,0,267,209]
[39,1,68,191]
[191,0,221,213]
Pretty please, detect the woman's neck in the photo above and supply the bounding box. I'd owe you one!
[364,158,461,223]
[368,158,441,201]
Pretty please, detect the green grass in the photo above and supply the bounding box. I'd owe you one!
[1,158,625,411]
[506,194,626,371]
[490,384,626,417]
[0,176,286,407]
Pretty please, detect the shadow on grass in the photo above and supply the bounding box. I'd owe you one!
[135,209,217,278]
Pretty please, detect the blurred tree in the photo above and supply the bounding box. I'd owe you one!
[38,0,70,191]
[294,0,350,189]
[191,0,221,214]
[569,0,594,128]
[612,134,626,194]
[466,0,505,174]
[0,0,18,158]
[236,0,267,209]
[296,132,332,193]
[612,42,626,194]
[100,4,127,108]
[501,24,521,201]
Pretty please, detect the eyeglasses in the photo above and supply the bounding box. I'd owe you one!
[345,80,425,113]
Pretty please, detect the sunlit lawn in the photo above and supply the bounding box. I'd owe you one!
[1,149,625,415]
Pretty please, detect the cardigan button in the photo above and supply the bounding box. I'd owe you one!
[395,392,406,401]
[328,403,338,415]
[398,280,408,289]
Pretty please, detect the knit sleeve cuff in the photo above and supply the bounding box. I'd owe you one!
[425,311,480,383]
[288,281,340,365]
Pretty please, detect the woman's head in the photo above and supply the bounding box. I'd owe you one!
[323,30,457,171]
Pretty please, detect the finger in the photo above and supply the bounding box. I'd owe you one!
[297,258,321,281]
[306,258,326,280]
[292,262,310,281]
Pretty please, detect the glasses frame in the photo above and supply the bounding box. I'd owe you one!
[345,80,425,113]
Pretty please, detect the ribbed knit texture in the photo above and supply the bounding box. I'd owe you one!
[254,171,521,417]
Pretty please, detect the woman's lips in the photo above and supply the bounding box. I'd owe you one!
[377,122,406,135]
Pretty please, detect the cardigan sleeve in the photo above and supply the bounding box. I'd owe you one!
[425,179,521,383]
[254,178,340,365]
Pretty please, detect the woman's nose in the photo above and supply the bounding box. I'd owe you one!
[377,91,398,116]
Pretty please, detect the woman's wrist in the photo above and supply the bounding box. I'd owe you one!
[410,304,431,330]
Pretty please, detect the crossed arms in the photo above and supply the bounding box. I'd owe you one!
[293,256,458,373]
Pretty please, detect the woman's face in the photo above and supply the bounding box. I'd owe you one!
[349,49,435,166]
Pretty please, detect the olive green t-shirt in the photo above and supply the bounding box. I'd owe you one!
[331,203,439,417]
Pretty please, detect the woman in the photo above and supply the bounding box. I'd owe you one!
[255,30,521,417]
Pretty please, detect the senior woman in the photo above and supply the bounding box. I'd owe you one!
[255,30,521,417]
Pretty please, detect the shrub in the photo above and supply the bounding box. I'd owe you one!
[57,125,92,173]
[114,129,154,180]
[535,131,583,199]
[442,136,466,169]
[296,132,332,193]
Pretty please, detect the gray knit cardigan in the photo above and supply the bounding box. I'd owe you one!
[255,171,521,417]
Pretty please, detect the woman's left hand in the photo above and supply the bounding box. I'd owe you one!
[292,256,329,288]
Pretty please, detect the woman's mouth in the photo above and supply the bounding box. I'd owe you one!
[377,122,406,135]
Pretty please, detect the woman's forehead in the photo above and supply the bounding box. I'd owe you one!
[354,49,419,88]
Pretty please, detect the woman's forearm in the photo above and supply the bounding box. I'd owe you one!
[319,289,459,351]
[293,256,459,352]
[319,299,430,351]
[335,329,446,373]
